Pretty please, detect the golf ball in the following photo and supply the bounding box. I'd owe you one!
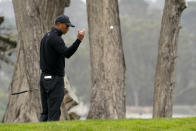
[110,26,114,30]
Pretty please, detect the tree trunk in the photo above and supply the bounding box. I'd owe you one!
[86,0,126,119]
[153,0,186,118]
[2,0,79,123]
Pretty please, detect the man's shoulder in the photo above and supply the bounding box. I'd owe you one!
[42,31,57,41]
[44,31,65,45]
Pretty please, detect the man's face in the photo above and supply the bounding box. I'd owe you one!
[58,23,69,34]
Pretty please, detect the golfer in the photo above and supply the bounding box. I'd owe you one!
[39,14,85,121]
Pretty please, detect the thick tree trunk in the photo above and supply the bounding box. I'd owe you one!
[153,0,186,118]
[86,0,126,119]
[2,0,79,123]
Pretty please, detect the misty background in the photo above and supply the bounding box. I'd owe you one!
[0,0,196,120]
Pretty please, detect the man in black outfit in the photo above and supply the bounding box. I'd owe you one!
[39,14,85,121]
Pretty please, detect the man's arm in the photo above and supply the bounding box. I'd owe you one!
[51,29,85,59]
[65,39,81,58]
[51,38,81,59]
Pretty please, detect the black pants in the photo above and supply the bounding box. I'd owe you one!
[40,72,65,121]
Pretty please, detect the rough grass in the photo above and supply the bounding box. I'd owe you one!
[0,117,196,131]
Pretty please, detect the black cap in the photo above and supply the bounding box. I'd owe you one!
[55,15,75,27]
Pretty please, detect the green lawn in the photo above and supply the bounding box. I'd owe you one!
[0,117,196,131]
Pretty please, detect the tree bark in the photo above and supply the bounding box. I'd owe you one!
[2,0,79,123]
[86,0,126,119]
[153,0,186,118]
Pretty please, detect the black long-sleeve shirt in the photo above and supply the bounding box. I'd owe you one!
[40,27,81,77]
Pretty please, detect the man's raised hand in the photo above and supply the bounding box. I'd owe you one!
[77,29,86,41]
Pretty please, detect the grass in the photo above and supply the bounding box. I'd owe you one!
[0,117,196,131]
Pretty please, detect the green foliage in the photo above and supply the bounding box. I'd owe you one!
[0,117,196,131]
[0,16,17,52]
[0,36,17,52]
[0,17,4,25]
